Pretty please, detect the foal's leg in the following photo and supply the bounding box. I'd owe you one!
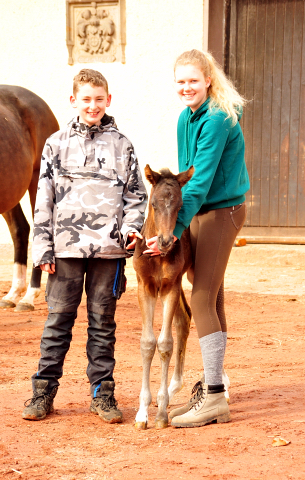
[135,280,157,430]
[155,286,180,428]
[168,288,191,403]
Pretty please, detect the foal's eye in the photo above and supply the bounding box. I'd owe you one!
[151,202,156,209]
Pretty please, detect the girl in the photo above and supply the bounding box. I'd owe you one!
[146,49,250,428]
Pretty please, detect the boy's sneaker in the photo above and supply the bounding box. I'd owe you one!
[22,379,58,421]
[90,381,123,423]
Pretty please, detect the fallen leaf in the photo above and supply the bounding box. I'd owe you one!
[272,436,290,447]
[235,238,247,247]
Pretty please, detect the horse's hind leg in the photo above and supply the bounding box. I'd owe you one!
[15,170,42,311]
[135,281,157,430]
[168,288,191,403]
[16,267,42,311]
[0,204,29,308]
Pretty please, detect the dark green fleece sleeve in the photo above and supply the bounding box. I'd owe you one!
[174,112,231,239]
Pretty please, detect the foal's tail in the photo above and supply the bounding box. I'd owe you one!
[180,287,192,320]
[168,289,192,403]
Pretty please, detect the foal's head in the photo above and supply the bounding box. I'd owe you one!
[144,165,194,255]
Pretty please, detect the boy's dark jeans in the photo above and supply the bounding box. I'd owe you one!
[32,257,126,392]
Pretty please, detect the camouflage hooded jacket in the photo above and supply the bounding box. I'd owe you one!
[32,115,147,267]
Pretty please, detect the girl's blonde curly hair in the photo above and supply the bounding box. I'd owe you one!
[174,49,246,125]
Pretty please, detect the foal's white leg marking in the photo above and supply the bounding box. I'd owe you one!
[0,263,26,306]
[222,368,230,403]
[18,284,41,309]
[135,288,157,429]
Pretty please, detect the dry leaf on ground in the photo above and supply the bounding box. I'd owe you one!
[272,436,291,447]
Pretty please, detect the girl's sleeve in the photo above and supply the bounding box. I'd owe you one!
[174,113,231,239]
[32,142,56,267]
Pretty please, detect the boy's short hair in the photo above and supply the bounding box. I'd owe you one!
[73,69,109,97]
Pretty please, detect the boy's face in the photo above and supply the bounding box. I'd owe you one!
[70,83,111,126]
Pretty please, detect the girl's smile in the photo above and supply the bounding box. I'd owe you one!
[175,64,211,112]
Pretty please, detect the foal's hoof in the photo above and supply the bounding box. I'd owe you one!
[155,419,168,429]
[15,302,34,312]
[135,422,147,430]
[0,300,16,309]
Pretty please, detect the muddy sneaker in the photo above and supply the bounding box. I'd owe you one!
[171,383,231,428]
[22,379,58,421]
[90,381,122,424]
[169,380,203,419]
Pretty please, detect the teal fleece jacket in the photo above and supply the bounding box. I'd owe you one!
[174,98,250,239]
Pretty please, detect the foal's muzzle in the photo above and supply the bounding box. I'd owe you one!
[158,234,174,255]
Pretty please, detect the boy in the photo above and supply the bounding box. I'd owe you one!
[22,69,147,423]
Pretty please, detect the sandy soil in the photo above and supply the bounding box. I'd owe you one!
[0,243,305,480]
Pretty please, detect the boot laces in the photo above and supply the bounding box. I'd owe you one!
[190,380,203,403]
[192,384,208,411]
[24,387,57,410]
[96,394,118,411]
[24,393,49,410]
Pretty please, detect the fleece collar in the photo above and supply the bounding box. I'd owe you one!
[69,114,118,137]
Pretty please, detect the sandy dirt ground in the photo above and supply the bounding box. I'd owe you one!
[0,243,305,480]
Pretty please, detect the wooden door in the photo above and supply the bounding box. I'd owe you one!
[226,0,305,242]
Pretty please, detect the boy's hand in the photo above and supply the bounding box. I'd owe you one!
[126,232,143,250]
[40,263,56,274]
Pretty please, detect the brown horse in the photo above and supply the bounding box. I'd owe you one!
[0,86,59,311]
[133,165,194,429]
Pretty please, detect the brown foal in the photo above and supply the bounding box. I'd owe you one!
[133,165,194,429]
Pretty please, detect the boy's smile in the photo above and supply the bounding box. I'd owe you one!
[70,83,111,126]
[175,64,210,112]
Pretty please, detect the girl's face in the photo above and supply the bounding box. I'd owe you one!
[174,64,211,112]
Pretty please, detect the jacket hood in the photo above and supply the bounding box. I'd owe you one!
[184,97,210,123]
[69,114,118,137]
[184,98,243,123]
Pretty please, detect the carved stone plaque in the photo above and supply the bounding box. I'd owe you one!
[66,0,126,65]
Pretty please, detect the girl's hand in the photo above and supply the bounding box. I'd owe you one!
[126,231,143,250]
[143,236,178,256]
[40,263,56,274]
[143,236,161,256]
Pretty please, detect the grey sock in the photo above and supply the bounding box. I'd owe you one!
[223,331,227,353]
[199,331,225,385]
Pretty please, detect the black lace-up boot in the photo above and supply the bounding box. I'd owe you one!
[90,381,122,423]
[22,379,58,421]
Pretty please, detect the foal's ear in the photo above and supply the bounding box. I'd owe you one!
[144,164,161,185]
[176,166,195,187]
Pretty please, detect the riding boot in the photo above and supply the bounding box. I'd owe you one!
[171,383,230,428]
[22,379,58,421]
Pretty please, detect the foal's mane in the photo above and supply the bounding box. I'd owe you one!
[157,168,180,187]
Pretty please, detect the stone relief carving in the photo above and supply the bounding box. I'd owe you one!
[66,0,126,65]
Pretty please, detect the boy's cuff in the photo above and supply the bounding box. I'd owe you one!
[173,222,185,240]
[122,230,137,248]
